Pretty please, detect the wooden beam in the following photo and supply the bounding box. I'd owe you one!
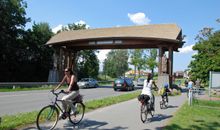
[168,47,173,86]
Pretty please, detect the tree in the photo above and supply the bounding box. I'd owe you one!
[103,49,129,78]
[77,50,99,79]
[189,22,220,84]
[145,49,158,76]
[21,22,54,81]
[0,0,30,81]
[129,49,146,78]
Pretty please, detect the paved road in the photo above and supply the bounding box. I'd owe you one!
[0,86,141,116]
[23,92,187,130]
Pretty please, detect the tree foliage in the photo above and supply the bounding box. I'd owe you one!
[145,49,158,76]
[0,0,29,81]
[77,50,99,79]
[129,49,146,78]
[189,24,220,84]
[22,22,54,81]
[103,49,129,78]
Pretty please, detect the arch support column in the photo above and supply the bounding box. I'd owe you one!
[168,47,173,87]
[158,47,165,75]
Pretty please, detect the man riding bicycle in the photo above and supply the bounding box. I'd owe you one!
[138,73,158,110]
[160,83,171,103]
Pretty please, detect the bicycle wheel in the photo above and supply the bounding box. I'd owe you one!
[36,105,59,130]
[69,102,85,124]
[149,103,154,117]
[160,100,164,109]
[140,104,149,123]
[164,98,168,108]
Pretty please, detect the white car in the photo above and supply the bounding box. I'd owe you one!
[137,78,145,86]
[77,78,99,88]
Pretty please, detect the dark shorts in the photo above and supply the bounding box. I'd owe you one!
[138,94,150,103]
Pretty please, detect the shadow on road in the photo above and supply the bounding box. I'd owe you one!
[167,105,178,108]
[150,114,173,122]
[60,119,128,130]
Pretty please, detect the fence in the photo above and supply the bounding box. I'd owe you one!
[188,88,220,106]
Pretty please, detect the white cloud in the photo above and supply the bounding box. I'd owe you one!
[52,24,63,33]
[96,50,111,62]
[75,20,90,28]
[178,44,194,54]
[96,50,111,72]
[128,12,151,25]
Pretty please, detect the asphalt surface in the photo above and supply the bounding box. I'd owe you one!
[0,86,140,116]
[23,92,187,130]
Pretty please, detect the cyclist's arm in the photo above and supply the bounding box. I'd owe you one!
[66,75,75,92]
[152,80,159,91]
[53,76,66,91]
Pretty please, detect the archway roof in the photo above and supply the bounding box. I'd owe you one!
[46,24,184,51]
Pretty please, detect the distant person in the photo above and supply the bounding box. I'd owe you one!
[52,67,79,117]
[139,73,158,110]
[184,78,189,88]
[188,79,194,90]
[187,79,194,97]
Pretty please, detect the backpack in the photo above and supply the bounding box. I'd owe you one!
[158,87,165,95]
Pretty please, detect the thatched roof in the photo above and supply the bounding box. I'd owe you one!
[46,24,183,50]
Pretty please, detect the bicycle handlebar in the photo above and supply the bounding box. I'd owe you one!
[51,89,65,97]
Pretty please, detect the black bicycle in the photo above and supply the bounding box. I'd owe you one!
[36,90,85,130]
[139,95,155,123]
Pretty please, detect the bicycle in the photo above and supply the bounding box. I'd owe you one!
[139,95,155,123]
[36,90,85,130]
[160,92,168,109]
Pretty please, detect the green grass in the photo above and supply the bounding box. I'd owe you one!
[0,91,141,130]
[164,100,220,130]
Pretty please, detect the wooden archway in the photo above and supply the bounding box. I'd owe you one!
[46,24,184,87]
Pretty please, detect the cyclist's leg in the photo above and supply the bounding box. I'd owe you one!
[64,91,79,112]
[165,92,168,103]
[151,94,155,110]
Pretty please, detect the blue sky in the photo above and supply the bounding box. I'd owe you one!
[25,0,220,72]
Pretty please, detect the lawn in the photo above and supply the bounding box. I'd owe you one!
[164,100,220,130]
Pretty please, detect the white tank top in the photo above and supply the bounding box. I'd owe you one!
[141,79,153,97]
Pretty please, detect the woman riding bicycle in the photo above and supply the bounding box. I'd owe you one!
[52,67,79,117]
[139,73,158,110]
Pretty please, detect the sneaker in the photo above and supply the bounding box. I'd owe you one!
[70,103,77,114]
[58,112,63,120]
[59,112,69,120]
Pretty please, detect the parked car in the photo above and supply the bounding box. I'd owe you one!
[137,78,145,86]
[113,77,135,91]
[77,78,99,88]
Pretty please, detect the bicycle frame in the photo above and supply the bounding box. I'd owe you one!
[50,90,83,114]
[50,91,66,114]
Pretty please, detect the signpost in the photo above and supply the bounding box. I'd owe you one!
[209,71,220,97]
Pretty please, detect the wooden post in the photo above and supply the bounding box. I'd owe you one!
[168,47,173,87]
[66,49,72,68]
[58,48,64,81]
[158,47,165,75]
[71,51,78,72]
[158,47,162,75]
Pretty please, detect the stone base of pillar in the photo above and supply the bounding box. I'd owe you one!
[48,69,59,82]
[158,73,169,88]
